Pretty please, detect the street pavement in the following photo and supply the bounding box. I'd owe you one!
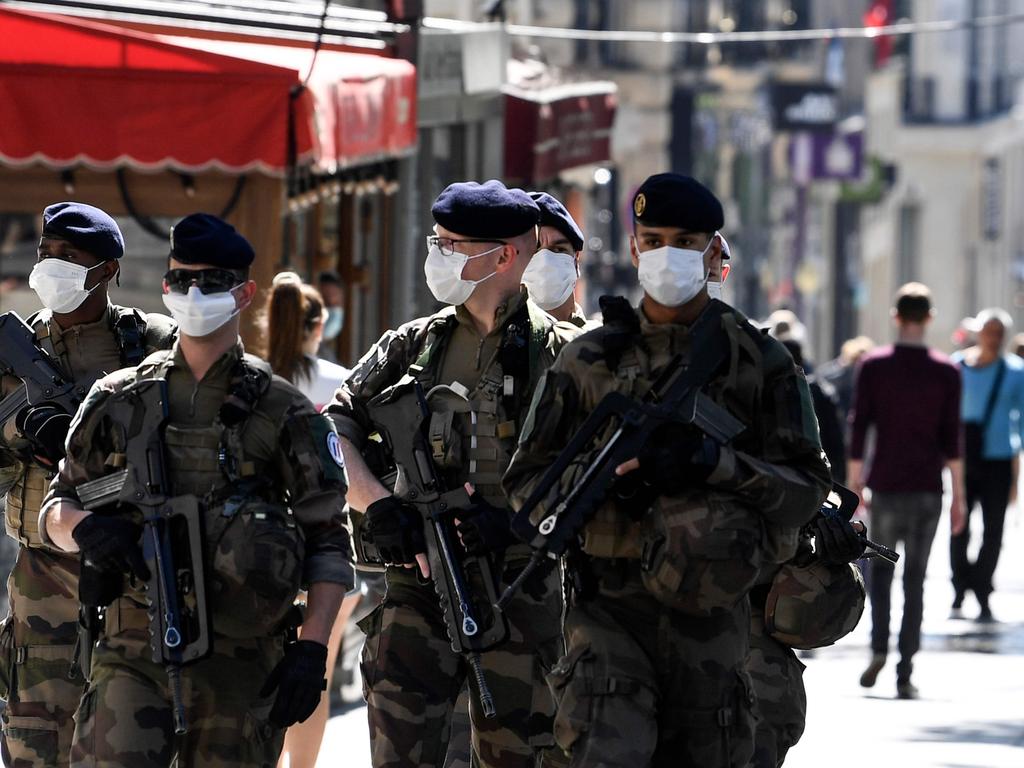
[316,501,1024,767]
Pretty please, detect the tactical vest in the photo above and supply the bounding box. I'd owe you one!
[4,308,156,548]
[584,298,801,615]
[118,352,304,639]
[406,301,551,509]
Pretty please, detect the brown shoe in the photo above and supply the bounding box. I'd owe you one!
[859,654,886,688]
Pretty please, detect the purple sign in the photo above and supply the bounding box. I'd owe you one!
[790,131,864,183]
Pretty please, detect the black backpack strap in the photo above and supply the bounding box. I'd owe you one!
[599,295,641,374]
[110,308,147,368]
[219,354,273,429]
[498,302,532,416]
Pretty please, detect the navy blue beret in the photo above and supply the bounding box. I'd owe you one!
[42,202,124,260]
[169,213,254,269]
[529,192,584,252]
[432,180,539,238]
[632,173,724,233]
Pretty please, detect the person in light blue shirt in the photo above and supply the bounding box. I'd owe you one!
[951,307,1024,622]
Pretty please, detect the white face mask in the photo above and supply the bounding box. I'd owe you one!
[161,285,240,338]
[29,259,106,314]
[522,249,578,311]
[637,240,713,308]
[706,280,723,301]
[424,243,500,306]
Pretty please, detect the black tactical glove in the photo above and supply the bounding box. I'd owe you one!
[78,562,126,608]
[15,404,71,467]
[71,514,150,583]
[813,514,867,564]
[365,496,426,565]
[259,639,328,728]
[639,424,720,494]
[455,492,515,555]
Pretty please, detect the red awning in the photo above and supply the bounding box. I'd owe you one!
[504,82,617,185]
[0,7,317,174]
[159,36,417,173]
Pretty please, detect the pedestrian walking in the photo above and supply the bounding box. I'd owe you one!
[848,282,965,699]
[816,336,875,425]
[266,271,358,768]
[950,308,1024,622]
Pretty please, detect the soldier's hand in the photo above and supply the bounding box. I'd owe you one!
[260,640,328,728]
[813,514,866,564]
[365,496,426,569]
[455,486,515,555]
[637,425,719,494]
[15,404,71,467]
[78,562,125,608]
[71,514,150,582]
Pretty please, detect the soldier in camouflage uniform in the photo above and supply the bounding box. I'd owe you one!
[40,214,353,767]
[503,173,832,768]
[0,203,176,768]
[326,180,580,768]
[520,193,590,328]
[444,189,590,768]
[708,255,867,767]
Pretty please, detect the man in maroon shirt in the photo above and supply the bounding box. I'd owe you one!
[847,282,966,699]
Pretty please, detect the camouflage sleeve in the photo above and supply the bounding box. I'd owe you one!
[278,404,355,590]
[0,374,25,495]
[323,317,431,449]
[707,362,832,528]
[41,376,121,511]
[502,349,584,515]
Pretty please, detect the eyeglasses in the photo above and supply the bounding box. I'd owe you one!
[163,268,242,295]
[426,235,506,257]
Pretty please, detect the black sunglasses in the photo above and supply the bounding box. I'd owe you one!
[163,268,243,295]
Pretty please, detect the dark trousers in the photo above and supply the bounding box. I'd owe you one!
[868,492,942,682]
[951,459,1013,602]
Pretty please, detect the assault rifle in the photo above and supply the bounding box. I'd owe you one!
[75,378,209,734]
[0,312,82,431]
[365,376,507,718]
[499,303,743,609]
[821,483,900,564]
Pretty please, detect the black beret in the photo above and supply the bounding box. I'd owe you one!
[41,202,124,260]
[529,192,584,252]
[169,213,254,269]
[432,180,539,238]
[632,173,724,233]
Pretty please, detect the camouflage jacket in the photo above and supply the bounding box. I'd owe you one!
[326,288,581,512]
[0,303,175,548]
[503,299,832,561]
[45,341,354,589]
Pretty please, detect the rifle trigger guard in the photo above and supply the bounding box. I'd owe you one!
[539,514,557,536]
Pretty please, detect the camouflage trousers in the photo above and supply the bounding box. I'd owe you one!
[70,599,286,768]
[1,545,86,768]
[549,563,756,768]
[358,558,564,768]
[746,607,806,768]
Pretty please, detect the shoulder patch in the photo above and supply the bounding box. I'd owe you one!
[326,430,345,468]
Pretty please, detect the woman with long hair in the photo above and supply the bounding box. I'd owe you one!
[268,272,359,768]
[267,271,350,409]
